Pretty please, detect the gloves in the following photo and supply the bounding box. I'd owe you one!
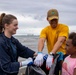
[34,52,43,66]
[21,57,33,67]
[43,54,48,61]
[46,54,54,69]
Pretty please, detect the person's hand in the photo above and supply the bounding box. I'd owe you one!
[46,54,54,69]
[20,58,33,67]
[34,52,43,66]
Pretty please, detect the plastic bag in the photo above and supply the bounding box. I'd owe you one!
[25,65,46,75]
[49,54,60,75]
[25,54,62,75]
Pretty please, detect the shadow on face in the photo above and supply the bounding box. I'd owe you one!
[48,19,58,28]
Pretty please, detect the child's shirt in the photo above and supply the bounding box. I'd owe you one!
[62,55,76,75]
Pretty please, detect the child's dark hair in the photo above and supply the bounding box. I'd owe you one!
[0,13,17,33]
[69,32,76,46]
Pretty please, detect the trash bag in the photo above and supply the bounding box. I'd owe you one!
[49,54,60,75]
[25,65,46,75]
[25,54,62,75]
[41,54,60,75]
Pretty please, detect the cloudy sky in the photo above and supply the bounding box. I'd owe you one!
[0,0,76,35]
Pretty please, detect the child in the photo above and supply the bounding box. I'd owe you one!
[62,32,76,75]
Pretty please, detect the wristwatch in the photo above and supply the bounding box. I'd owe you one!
[50,52,54,56]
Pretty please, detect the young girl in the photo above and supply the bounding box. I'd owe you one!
[0,13,36,75]
[62,32,76,75]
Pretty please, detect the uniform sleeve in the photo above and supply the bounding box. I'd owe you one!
[15,39,35,58]
[59,26,69,39]
[0,43,20,74]
[39,28,47,38]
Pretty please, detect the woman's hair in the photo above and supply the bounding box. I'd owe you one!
[0,13,17,33]
[0,13,6,33]
[69,32,76,46]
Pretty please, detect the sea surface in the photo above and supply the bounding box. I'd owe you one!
[14,35,48,54]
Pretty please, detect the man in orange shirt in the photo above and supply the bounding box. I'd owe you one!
[34,9,69,69]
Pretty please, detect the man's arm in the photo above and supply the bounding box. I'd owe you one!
[51,36,66,54]
[34,38,46,66]
[38,38,46,52]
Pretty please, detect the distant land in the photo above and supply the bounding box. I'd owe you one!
[14,34,39,37]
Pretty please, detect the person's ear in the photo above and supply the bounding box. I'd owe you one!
[4,23,9,28]
[47,17,48,21]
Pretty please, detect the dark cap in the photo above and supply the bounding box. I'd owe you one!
[47,9,59,21]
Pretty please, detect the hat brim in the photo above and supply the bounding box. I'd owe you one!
[48,16,58,21]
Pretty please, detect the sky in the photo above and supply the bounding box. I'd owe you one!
[0,0,76,35]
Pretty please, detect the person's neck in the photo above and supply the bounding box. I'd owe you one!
[70,54,76,58]
[4,31,12,38]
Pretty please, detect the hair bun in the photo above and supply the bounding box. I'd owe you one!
[0,13,6,18]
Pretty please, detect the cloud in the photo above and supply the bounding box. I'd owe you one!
[16,28,42,35]
[69,26,76,32]
[0,0,76,35]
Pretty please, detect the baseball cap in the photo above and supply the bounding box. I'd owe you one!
[47,9,59,21]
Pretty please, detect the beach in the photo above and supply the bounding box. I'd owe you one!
[14,35,48,75]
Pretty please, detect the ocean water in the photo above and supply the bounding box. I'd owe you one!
[14,35,48,54]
